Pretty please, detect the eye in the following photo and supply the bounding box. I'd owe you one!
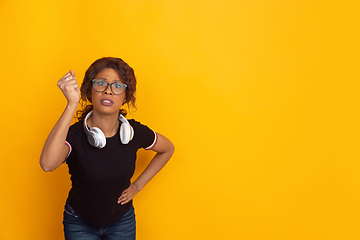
[96,80,106,86]
[113,83,124,89]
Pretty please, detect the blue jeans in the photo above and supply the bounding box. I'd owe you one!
[63,202,136,240]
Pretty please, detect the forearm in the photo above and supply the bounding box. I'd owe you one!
[40,103,77,171]
[133,149,174,191]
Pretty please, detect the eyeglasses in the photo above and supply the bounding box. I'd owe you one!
[92,79,127,95]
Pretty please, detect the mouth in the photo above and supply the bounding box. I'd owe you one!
[100,99,114,106]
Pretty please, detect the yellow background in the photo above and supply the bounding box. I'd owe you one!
[0,0,359,239]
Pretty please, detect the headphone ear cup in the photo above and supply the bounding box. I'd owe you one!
[120,122,131,144]
[89,127,106,148]
[87,132,96,147]
[84,110,107,148]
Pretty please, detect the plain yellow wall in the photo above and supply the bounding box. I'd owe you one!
[0,0,359,239]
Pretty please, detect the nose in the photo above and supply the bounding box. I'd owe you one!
[103,84,113,95]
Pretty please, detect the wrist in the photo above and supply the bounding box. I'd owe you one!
[66,101,79,110]
[132,182,142,192]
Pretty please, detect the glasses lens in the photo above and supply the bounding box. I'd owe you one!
[111,82,126,95]
[93,79,107,92]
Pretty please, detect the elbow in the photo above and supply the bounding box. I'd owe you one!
[157,142,175,158]
[40,163,54,172]
[166,142,175,158]
[41,167,54,172]
[170,143,175,155]
[39,158,56,172]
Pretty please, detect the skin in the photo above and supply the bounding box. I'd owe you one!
[40,68,174,206]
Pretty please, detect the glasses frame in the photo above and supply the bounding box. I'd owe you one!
[92,79,127,95]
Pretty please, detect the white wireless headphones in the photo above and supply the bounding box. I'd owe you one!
[84,111,134,148]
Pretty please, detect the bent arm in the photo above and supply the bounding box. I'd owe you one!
[118,133,175,205]
[40,70,79,172]
[133,133,175,190]
[39,103,77,172]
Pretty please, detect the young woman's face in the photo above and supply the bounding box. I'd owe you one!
[91,68,126,115]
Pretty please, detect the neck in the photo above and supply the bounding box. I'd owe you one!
[88,110,119,138]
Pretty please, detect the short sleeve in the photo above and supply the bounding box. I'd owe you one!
[65,121,82,163]
[129,120,157,150]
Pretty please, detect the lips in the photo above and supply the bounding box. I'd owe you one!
[100,98,114,106]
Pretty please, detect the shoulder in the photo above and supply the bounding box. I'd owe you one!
[69,120,84,131]
[127,119,153,133]
[67,120,85,140]
[127,119,156,149]
[128,119,145,127]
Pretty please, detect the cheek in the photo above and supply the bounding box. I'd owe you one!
[117,95,126,103]
[91,87,100,96]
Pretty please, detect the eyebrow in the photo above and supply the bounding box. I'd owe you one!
[98,77,121,82]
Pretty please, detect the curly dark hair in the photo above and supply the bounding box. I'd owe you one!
[76,57,137,120]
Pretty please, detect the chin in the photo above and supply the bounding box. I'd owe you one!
[93,106,120,116]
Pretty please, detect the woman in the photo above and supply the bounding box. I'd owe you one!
[40,57,175,240]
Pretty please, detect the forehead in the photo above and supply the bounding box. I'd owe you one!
[95,68,121,80]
